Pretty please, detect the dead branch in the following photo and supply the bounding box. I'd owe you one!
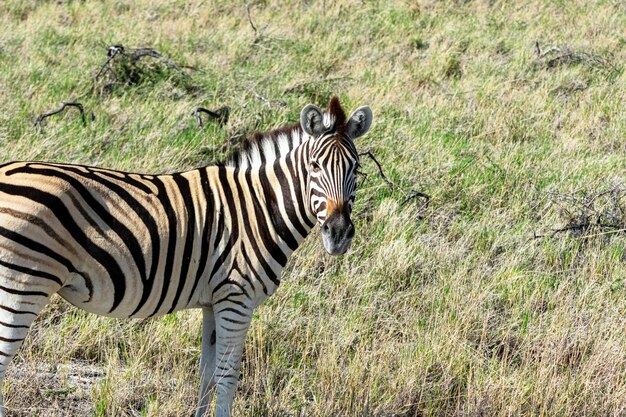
[532,185,626,240]
[246,4,259,40]
[34,102,87,132]
[533,43,616,72]
[94,44,191,85]
[193,106,230,129]
[128,47,191,78]
[401,191,431,208]
[532,223,625,240]
[551,80,588,98]
[356,169,368,189]
[94,45,125,80]
[358,150,394,191]
[253,91,287,108]
[245,3,269,46]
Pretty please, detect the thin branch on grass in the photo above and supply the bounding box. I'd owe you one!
[579,227,626,240]
[130,48,191,78]
[94,44,191,84]
[532,223,625,240]
[246,4,259,39]
[401,191,431,208]
[532,185,626,241]
[34,102,88,132]
[254,92,272,106]
[533,43,616,72]
[245,3,270,46]
[253,91,286,108]
[94,45,125,80]
[358,151,394,191]
[356,151,429,213]
[127,48,189,78]
[534,41,562,59]
[356,169,369,189]
[193,106,230,129]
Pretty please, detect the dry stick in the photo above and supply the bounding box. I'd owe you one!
[193,107,229,129]
[358,150,430,209]
[356,169,368,189]
[245,3,270,47]
[532,185,626,240]
[34,102,87,132]
[245,3,258,40]
[129,47,192,78]
[94,45,125,80]
[402,191,431,207]
[532,222,624,240]
[95,44,191,82]
[358,151,394,191]
[579,227,626,240]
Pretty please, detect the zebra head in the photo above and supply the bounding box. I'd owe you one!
[300,97,373,255]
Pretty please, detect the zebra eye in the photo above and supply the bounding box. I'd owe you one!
[311,161,322,174]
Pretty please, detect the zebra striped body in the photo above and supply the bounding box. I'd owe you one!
[0,97,373,417]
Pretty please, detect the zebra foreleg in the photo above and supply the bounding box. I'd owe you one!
[0,278,60,417]
[195,306,217,417]
[213,306,252,417]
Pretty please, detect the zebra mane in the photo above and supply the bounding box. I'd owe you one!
[227,97,347,170]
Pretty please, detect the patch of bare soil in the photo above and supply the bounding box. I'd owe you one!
[6,361,103,417]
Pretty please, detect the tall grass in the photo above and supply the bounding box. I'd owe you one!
[0,0,625,415]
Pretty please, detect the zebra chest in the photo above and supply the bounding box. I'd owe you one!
[201,251,282,311]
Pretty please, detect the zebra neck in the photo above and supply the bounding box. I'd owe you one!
[254,151,317,255]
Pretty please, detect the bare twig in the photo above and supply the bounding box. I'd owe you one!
[532,185,626,240]
[532,223,625,240]
[254,92,271,106]
[356,169,368,189]
[579,227,626,240]
[358,150,394,191]
[538,45,561,58]
[245,3,269,45]
[401,191,431,208]
[34,102,87,132]
[246,4,258,39]
[94,45,125,80]
[534,44,616,72]
[253,91,286,108]
[128,47,191,78]
[94,44,191,86]
[193,107,230,129]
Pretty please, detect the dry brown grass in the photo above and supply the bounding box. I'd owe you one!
[0,0,625,416]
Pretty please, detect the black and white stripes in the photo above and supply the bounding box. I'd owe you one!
[0,97,373,417]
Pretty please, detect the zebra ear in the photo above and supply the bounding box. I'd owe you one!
[300,104,325,137]
[346,106,373,139]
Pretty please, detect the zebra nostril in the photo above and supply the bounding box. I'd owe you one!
[346,223,355,239]
[322,222,330,233]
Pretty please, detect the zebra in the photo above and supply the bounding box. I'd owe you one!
[0,96,372,417]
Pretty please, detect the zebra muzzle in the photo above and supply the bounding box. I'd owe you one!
[321,211,355,255]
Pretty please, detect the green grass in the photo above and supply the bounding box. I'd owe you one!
[1,0,626,416]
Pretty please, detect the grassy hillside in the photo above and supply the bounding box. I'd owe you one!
[1,0,625,416]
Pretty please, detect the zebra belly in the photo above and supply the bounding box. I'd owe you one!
[55,265,204,319]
